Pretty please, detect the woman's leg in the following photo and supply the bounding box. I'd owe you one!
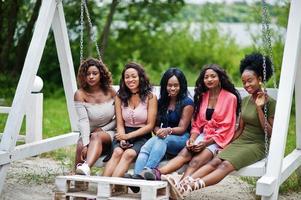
[144,137,167,170]
[159,147,192,174]
[200,160,236,186]
[112,149,137,177]
[75,138,85,168]
[182,148,213,178]
[190,157,223,180]
[85,131,111,167]
[102,147,124,176]
[134,137,157,174]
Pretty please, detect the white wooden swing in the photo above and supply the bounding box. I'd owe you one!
[0,0,301,199]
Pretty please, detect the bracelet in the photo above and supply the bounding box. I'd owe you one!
[167,127,173,135]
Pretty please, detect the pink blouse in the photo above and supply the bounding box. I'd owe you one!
[191,89,237,148]
[122,102,148,127]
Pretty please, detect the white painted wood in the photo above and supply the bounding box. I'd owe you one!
[295,45,301,150]
[0,107,10,113]
[25,93,43,143]
[256,0,301,199]
[0,132,78,166]
[56,175,168,200]
[280,149,301,185]
[232,160,266,177]
[0,164,10,195]
[256,176,277,197]
[52,1,78,132]
[0,0,56,152]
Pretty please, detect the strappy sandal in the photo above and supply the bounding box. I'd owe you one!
[179,176,194,186]
[162,174,182,199]
[173,178,206,199]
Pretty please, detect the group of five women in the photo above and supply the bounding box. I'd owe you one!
[73,52,276,199]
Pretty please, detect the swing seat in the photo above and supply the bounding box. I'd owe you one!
[94,86,278,178]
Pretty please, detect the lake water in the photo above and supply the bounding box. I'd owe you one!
[189,22,286,46]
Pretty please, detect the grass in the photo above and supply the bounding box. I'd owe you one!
[1,96,300,192]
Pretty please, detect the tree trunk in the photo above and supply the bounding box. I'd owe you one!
[13,0,42,75]
[0,0,19,73]
[99,0,119,58]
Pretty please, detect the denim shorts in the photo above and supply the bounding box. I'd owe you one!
[194,133,220,155]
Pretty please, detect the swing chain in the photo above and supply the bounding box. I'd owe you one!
[80,0,102,63]
[262,56,269,166]
[261,0,277,88]
[80,0,84,63]
[261,0,274,168]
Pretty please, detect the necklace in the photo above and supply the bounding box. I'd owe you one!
[131,91,139,95]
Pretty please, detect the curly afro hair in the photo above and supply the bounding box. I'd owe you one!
[240,53,273,81]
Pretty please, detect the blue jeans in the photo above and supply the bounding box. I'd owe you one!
[134,133,189,174]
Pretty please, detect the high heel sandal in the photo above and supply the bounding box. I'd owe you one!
[172,178,206,199]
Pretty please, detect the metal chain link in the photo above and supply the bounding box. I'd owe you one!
[262,56,269,167]
[261,0,269,168]
[262,0,277,88]
[80,0,102,63]
[80,0,84,63]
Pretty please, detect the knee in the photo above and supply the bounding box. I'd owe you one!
[189,156,204,168]
[208,157,222,168]
[90,132,102,142]
[112,148,124,158]
[217,160,234,171]
[122,150,137,161]
[178,148,192,160]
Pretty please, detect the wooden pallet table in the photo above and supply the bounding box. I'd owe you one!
[54,175,169,200]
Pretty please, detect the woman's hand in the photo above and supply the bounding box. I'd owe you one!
[192,141,207,152]
[255,92,268,107]
[156,128,169,139]
[115,132,128,141]
[186,138,195,150]
[120,140,133,149]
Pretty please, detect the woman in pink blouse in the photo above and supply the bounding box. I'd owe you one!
[102,62,157,177]
[145,64,241,183]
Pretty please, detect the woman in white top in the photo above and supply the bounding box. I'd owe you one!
[74,58,116,176]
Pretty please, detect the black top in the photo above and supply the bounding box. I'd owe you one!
[206,108,214,120]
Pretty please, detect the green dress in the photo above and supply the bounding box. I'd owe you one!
[218,95,276,170]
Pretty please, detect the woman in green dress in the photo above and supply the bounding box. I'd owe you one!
[166,53,276,199]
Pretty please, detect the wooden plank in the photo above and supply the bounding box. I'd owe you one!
[257,0,301,199]
[280,149,301,184]
[0,132,79,165]
[52,2,78,132]
[57,175,167,188]
[232,160,265,177]
[0,107,10,114]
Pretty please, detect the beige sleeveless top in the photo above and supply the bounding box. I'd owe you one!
[75,99,116,146]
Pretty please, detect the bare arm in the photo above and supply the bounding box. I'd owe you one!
[231,117,245,141]
[114,96,126,140]
[74,90,90,146]
[255,94,274,136]
[155,105,194,138]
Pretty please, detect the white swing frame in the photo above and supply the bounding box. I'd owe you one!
[0,0,301,199]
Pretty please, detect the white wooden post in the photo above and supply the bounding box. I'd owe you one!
[25,76,43,143]
[52,1,78,132]
[256,0,301,199]
[0,0,57,193]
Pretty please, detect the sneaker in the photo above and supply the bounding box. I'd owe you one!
[76,162,90,176]
[141,168,161,180]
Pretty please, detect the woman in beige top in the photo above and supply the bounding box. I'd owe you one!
[74,58,116,176]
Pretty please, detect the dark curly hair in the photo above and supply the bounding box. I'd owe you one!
[158,68,189,121]
[77,58,113,94]
[118,62,152,106]
[240,52,273,81]
[194,64,241,118]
